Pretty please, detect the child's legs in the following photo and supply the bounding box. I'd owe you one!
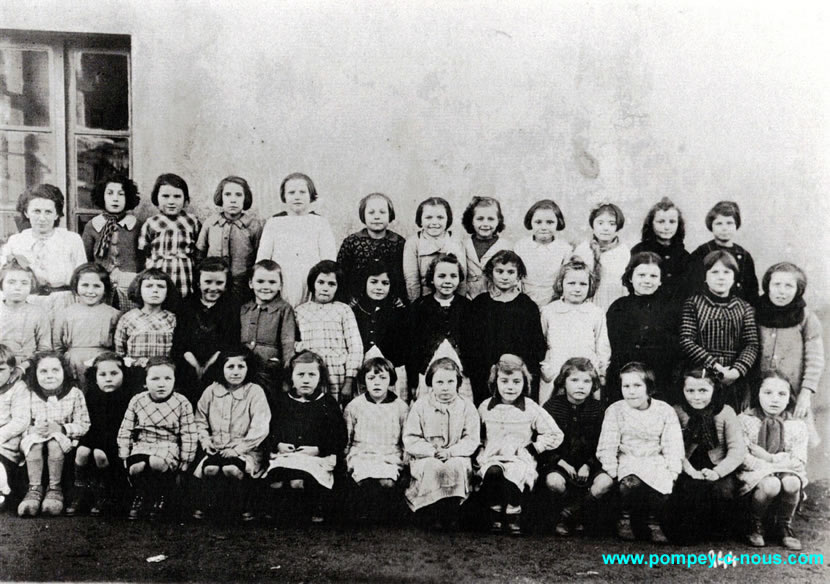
[75,446,92,468]
[92,449,110,469]
[482,466,522,510]
[618,475,647,517]
[544,471,567,496]
[591,472,614,499]
[25,443,46,485]
[776,474,802,520]
[45,440,65,488]
[752,476,782,516]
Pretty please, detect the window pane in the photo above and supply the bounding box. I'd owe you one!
[74,52,129,131]
[0,131,55,205]
[0,49,51,127]
[75,135,129,209]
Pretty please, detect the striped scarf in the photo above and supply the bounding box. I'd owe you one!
[93,212,126,259]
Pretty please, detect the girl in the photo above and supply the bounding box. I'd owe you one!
[679,250,759,411]
[81,173,142,309]
[403,358,480,529]
[173,257,241,405]
[256,172,337,307]
[192,348,271,521]
[196,176,262,301]
[0,184,86,314]
[0,259,51,373]
[596,362,683,542]
[477,354,562,535]
[738,372,808,550]
[539,258,610,406]
[403,197,466,302]
[344,357,409,519]
[138,173,201,299]
[460,196,512,299]
[294,261,363,405]
[0,345,28,511]
[53,264,120,387]
[462,251,546,405]
[117,357,197,520]
[513,199,572,307]
[265,351,347,523]
[687,201,759,305]
[337,193,407,303]
[630,197,690,303]
[65,352,135,516]
[541,358,613,536]
[756,263,824,446]
[572,202,630,310]
[605,252,680,405]
[113,269,178,368]
[668,367,745,543]
[17,351,90,517]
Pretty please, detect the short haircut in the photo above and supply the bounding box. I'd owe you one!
[425,357,463,388]
[145,355,176,375]
[127,268,179,310]
[357,356,398,390]
[552,357,600,399]
[213,175,253,210]
[589,202,625,231]
[306,260,343,297]
[641,197,685,244]
[70,263,113,301]
[91,173,140,211]
[523,199,566,231]
[17,184,65,223]
[358,192,396,224]
[86,351,126,392]
[280,172,318,203]
[702,249,739,274]
[487,353,532,397]
[705,200,742,231]
[621,252,662,295]
[150,173,190,206]
[425,253,465,287]
[26,351,74,400]
[483,250,527,282]
[415,197,453,229]
[0,258,38,292]
[619,361,656,397]
[461,196,506,235]
[194,257,231,302]
[762,262,807,300]
[552,257,597,300]
[214,346,257,386]
[249,259,284,286]
[287,350,330,397]
[0,343,16,368]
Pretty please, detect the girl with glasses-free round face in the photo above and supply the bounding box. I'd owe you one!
[705,260,735,298]
[140,278,169,310]
[1,270,33,305]
[76,272,107,307]
[284,178,312,216]
[496,368,524,404]
[591,211,619,244]
[364,367,392,403]
[157,185,186,218]
[199,270,228,306]
[250,267,281,303]
[620,371,649,410]
[366,272,391,302]
[363,196,391,237]
[421,205,449,239]
[630,263,661,296]
[561,268,590,304]
[430,367,459,404]
[491,261,519,294]
[313,272,338,304]
[103,182,127,214]
[564,370,593,405]
[432,261,460,301]
[96,360,125,393]
[221,183,246,219]
[710,215,737,246]
[292,362,321,398]
[652,208,679,245]
[530,208,559,244]
[145,364,175,401]
[683,377,714,410]
[471,203,499,240]
[767,271,798,307]
[36,357,65,393]
[223,356,248,389]
[25,198,59,236]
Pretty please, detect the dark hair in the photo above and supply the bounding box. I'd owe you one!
[194,257,231,301]
[461,196,505,235]
[287,350,330,398]
[91,173,140,211]
[127,268,179,310]
[215,347,257,386]
[589,203,625,231]
[249,259,284,287]
[762,262,807,301]
[641,197,685,244]
[705,201,741,231]
[415,197,453,229]
[425,357,463,388]
[552,257,597,300]
[85,352,128,394]
[213,176,253,210]
[619,361,656,397]
[483,250,527,283]
[523,199,566,231]
[702,249,739,274]
[357,357,398,391]
[621,252,662,295]
[144,356,176,378]
[681,366,726,418]
[487,354,532,398]
[358,192,395,224]
[70,263,113,302]
[306,260,343,301]
[752,370,796,414]
[280,172,318,203]
[682,366,719,389]
[552,357,600,399]
[0,257,38,292]
[425,253,465,289]
[150,173,189,206]
[26,351,74,400]
[17,184,65,223]
[0,343,16,368]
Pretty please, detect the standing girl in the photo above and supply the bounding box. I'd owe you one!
[572,202,630,310]
[0,345,28,511]
[460,196,511,299]
[513,199,572,307]
[256,173,337,307]
[0,259,51,372]
[138,173,201,299]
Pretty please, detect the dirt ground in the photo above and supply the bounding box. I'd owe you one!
[1,481,829,583]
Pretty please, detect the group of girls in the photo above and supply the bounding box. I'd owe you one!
[0,172,823,551]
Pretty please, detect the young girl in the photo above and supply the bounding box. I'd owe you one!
[477,354,562,535]
[513,199,572,307]
[65,353,135,516]
[256,172,337,307]
[460,196,512,299]
[572,202,630,310]
[192,348,271,520]
[630,197,690,303]
[668,367,745,543]
[17,351,90,517]
[0,345,28,511]
[138,173,202,299]
[687,201,759,305]
[605,252,680,405]
[81,173,142,309]
[117,357,197,519]
[196,176,262,301]
[539,259,609,406]
[294,261,363,405]
[596,362,683,542]
[173,257,241,405]
[738,372,808,550]
[0,259,51,373]
[403,197,466,302]
[344,357,409,519]
[541,358,613,536]
[756,263,824,446]
[403,358,480,529]
[53,264,120,386]
[0,184,86,314]
[113,269,178,368]
[265,351,347,523]
[462,250,546,405]
[679,250,759,411]
[337,193,407,303]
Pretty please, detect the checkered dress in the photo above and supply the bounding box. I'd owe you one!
[117,391,197,470]
[20,387,91,455]
[344,393,409,482]
[114,309,177,366]
[138,212,201,298]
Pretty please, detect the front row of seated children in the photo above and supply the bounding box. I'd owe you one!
[0,341,811,550]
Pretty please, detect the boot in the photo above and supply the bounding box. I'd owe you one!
[747,514,766,547]
[488,506,503,533]
[646,516,668,543]
[775,518,802,551]
[17,485,44,517]
[505,505,522,536]
[41,485,64,516]
[65,467,90,516]
[616,512,635,541]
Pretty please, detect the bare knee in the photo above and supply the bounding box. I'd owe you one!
[545,473,566,494]
[75,446,91,467]
[92,449,109,469]
[203,466,220,478]
[379,478,395,489]
[780,476,801,495]
[591,473,614,498]
[222,466,244,480]
[289,479,304,490]
[147,456,168,473]
[758,476,782,498]
[129,462,146,476]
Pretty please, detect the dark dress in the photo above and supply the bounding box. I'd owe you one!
[539,394,604,483]
[685,240,759,306]
[630,239,690,303]
[78,385,135,459]
[406,294,470,386]
[349,296,407,367]
[337,229,407,304]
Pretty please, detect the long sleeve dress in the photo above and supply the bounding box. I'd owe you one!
[736,411,808,496]
[686,240,759,306]
[344,392,410,482]
[461,235,512,299]
[117,391,197,470]
[402,231,466,302]
[513,235,572,307]
[630,239,690,303]
[572,239,630,311]
[53,302,120,386]
[337,229,407,303]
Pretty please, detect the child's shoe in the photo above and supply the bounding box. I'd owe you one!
[128,494,145,520]
[241,510,256,522]
[646,518,668,544]
[192,508,205,520]
[310,504,325,524]
[65,488,88,517]
[555,509,575,536]
[150,494,167,518]
[41,487,64,516]
[616,512,635,541]
[775,520,802,551]
[747,517,766,547]
[488,507,503,533]
[17,486,44,517]
[505,513,522,536]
